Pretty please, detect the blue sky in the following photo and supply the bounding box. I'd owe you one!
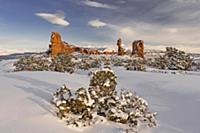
[0,0,200,53]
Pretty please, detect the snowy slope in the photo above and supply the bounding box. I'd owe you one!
[114,67,200,133]
[0,60,200,133]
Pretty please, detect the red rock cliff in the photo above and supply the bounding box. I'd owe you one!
[49,32,115,57]
[49,32,75,57]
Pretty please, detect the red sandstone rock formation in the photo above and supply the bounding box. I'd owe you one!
[132,40,144,58]
[117,38,125,56]
[49,32,116,56]
[103,50,115,55]
[49,32,131,57]
[49,32,75,57]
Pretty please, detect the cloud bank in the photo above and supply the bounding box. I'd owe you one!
[110,22,200,53]
[35,12,70,27]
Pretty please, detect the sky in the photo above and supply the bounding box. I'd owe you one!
[0,0,200,54]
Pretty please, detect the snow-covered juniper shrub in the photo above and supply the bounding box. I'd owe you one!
[77,58,101,70]
[112,58,124,67]
[125,58,146,71]
[50,54,75,74]
[152,47,192,70]
[14,54,76,73]
[89,68,117,97]
[13,56,50,71]
[52,68,157,132]
[14,54,103,73]
[192,62,200,71]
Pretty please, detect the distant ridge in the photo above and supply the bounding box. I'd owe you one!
[0,52,46,61]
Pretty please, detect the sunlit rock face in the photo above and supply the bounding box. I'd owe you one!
[49,32,75,57]
[117,38,125,56]
[49,32,115,56]
[132,40,144,58]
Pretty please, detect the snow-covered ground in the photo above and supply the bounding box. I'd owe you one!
[0,59,200,133]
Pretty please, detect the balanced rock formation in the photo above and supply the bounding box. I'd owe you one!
[132,40,144,58]
[117,38,125,56]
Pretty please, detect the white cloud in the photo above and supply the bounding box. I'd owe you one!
[88,19,107,28]
[35,12,70,27]
[83,0,116,9]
